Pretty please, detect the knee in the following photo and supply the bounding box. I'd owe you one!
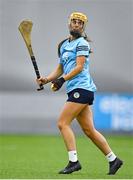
[57,121,67,131]
[57,121,63,131]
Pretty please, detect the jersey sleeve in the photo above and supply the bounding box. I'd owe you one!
[58,46,62,64]
[76,40,90,57]
[58,58,63,64]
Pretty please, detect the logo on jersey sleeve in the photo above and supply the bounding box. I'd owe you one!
[73,92,80,99]
[62,52,69,59]
[62,52,69,64]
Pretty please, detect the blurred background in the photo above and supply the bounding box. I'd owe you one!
[0,0,133,134]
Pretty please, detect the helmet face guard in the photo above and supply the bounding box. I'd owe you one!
[69,12,88,27]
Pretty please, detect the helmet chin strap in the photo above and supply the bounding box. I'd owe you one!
[70,30,82,39]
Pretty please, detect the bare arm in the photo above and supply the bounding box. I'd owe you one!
[47,64,63,82]
[36,64,63,85]
[63,56,85,81]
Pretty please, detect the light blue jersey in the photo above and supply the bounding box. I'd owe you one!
[59,37,97,93]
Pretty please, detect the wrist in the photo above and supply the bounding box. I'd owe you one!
[61,77,65,82]
[62,76,66,81]
[41,77,49,84]
[45,77,50,83]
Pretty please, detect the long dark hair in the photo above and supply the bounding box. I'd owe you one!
[58,38,68,58]
[57,33,93,57]
[83,32,92,43]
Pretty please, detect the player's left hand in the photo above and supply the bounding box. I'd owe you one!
[51,77,65,91]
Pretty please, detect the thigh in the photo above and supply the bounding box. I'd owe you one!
[76,105,95,130]
[58,102,87,125]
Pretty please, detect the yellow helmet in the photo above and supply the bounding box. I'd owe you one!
[69,12,88,25]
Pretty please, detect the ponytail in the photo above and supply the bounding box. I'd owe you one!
[83,32,92,42]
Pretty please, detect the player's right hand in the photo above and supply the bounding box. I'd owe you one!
[36,77,49,85]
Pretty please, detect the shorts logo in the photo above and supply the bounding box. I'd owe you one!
[73,92,80,99]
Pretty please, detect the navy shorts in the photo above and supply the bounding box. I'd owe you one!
[67,88,94,105]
